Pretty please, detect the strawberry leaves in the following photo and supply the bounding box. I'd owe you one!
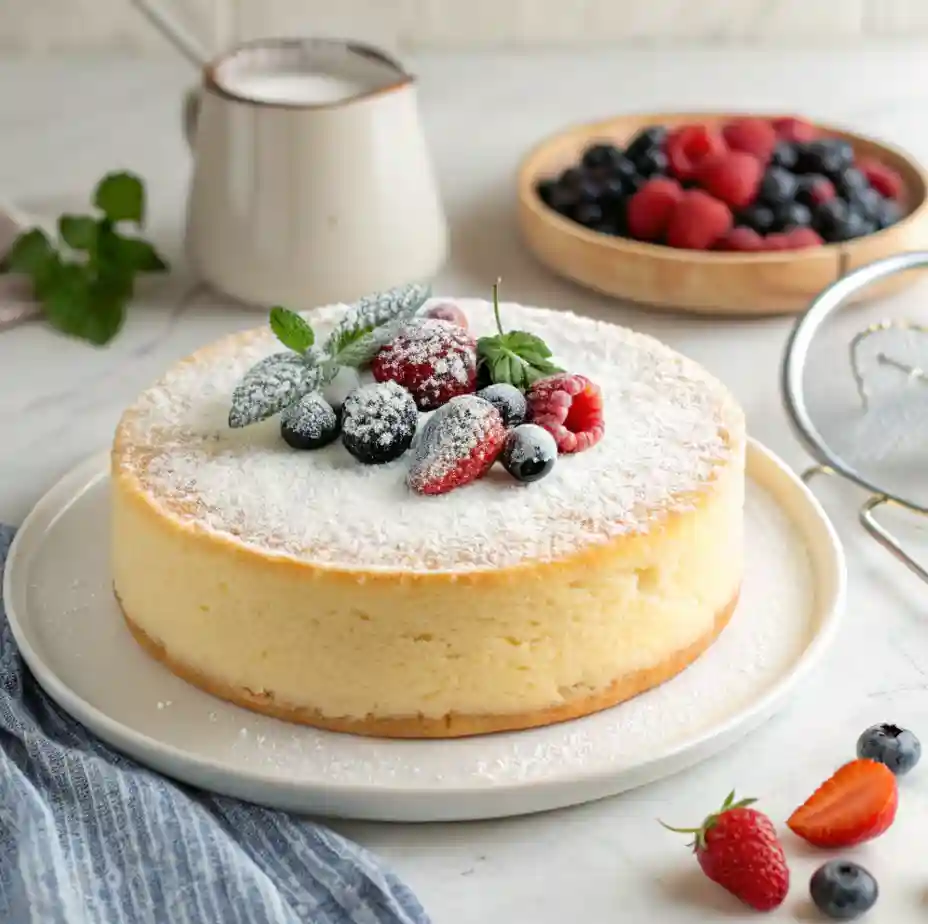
[476,280,562,389]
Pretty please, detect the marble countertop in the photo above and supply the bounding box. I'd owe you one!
[4,46,928,923]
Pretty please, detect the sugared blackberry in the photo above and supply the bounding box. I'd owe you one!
[280,393,339,450]
[477,383,527,428]
[341,381,418,464]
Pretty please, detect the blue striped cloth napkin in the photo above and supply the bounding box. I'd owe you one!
[0,524,431,924]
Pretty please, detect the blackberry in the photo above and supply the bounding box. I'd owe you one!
[477,383,527,428]
[624,125,668,162]
[581,142,625,172]
[633,147,669,178]
[341,381,418,464]
[280,393,339,450]
[573,200,604,227]
[500,424,558,483]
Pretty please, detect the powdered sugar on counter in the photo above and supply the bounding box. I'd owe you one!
[116,299,744,571]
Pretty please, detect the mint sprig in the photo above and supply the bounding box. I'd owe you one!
[269,306,315,354]
[0,171,168,345]
[476,280,562,389]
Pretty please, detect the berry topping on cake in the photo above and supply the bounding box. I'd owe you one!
[408,395,506,495]
[280,393,339,450]
[341,381,418,465]
[476,383,527,428]
[500,424,557,483]
[423,301,469,330]
[371,318,477,411]
[526,373,604,454]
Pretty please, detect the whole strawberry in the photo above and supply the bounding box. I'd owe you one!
[662,792,790,912]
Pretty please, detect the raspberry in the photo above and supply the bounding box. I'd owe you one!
[371,318,476,411]
[408,395,506,495]
[717,227,764,252]
[784,227,824,249]
[858,159,905,201]
[722,118,777,163]
[771,117,819,143]
[626,177,685,241]
[525,373,604,454]
[696,151,763,209]
[423,301,468,331]
[797,174,836,208]
[666,124,728,182]
[665,190,733,250]
[761,233,791,251]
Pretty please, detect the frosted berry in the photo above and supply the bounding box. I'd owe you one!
[526,373,604,454]
[477,383,527,428]
[341,381,418,465]
[423,301,469,331]
[500,424,557,483]
[371,318,477,411]
[408,395,506,496]
[280,393,339,450]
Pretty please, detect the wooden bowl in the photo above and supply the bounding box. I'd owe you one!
[517,112,928,315]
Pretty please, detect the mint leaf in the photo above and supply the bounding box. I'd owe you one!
[228,353,323,428]
[3,229,54,276]
[333,319,405,368]
[269,306,315,354]
[59,215,98,251]
[113,236,168,273]
[94,172,145,225]
[42,263,125,345]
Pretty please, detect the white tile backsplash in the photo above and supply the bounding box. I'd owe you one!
[0,0,924,52]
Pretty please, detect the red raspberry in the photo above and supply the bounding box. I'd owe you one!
[665,190,733,250]
[761,233,791,251]
[784,227,824,249]
[372,318,476,411]
[717,227,764,252]
[722,118,777,163]
[696,152,763,209]
[858,159,905,201]
[666,124,728,182]
[771,117,819,143]
[423,301,468,331]
[626,177,685,241]
[802,175,836,207]
[408,395,506,495]
[525,373,604,454]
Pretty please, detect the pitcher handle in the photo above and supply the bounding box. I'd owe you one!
[183,88,201,149]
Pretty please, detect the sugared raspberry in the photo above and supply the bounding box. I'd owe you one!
[626,177,685,241]
[408,395,506,496]
[372,318,476,411]
[722,118,778,163]
[665,190,733,250]
[770,117,819,143]
[784,227,824,249]
[666,124,728,182]
[423,301,469,331]
[696,151,763,209]
[526,373,604,454]
[858,159,905,202]
[717,227,764,252]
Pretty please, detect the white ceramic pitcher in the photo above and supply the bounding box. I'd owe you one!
[130,4,448,309]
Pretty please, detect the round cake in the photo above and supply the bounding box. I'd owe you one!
[111,295,745,738]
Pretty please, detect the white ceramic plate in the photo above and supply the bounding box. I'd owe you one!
[4,440,844,822]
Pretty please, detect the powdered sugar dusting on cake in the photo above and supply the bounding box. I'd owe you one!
[117,300,744,571]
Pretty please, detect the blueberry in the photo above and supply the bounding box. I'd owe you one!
[832,166,869,199]
[846,186,883,223]
[738,203,776,234]
[558,167,584,190]
[810,861,878,920]
[610,155,641,191]
[771,141,800,171]
[773,201,812,231]
[857,723,921,775]
[573,200,604,227]
[759,167,799,206]
[874,197,903,230]
[624,126,668,162]
[545,183,580,214]
[280,393,339,450]
[500,424,557,483]
[824,209,873,242]
[341,381,418,464]
[813,198,850,241]
[477,383,527,428]
[633,147,669,178]
[797,139,854,175]
[581,142,625,172]
[795,174,832,208]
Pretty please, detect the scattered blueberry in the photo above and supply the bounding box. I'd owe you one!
[758,167,800,206]
[739,203,777,235]
[500,424,558,483]
[341,381,418,464]
[773,201,813,231]
[581,142,625,172]
[625,125,668,163]
[857,723,921,775]
[810,861,878,921]
[770,141,800,171]
[477,383,527,428]
[280,393,339,450]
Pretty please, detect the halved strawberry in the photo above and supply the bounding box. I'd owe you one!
[787,759,898,848]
